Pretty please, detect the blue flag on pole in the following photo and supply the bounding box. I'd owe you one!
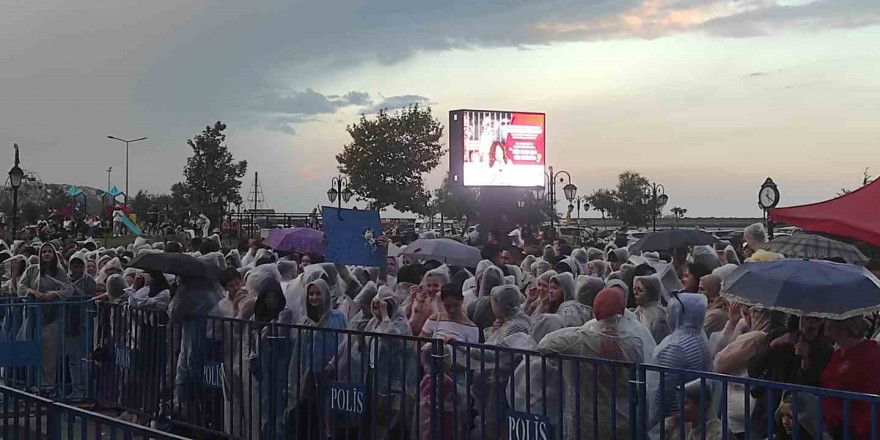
[322,207,386,268]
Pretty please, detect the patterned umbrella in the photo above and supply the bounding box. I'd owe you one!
[765,233,868,264]
[264,227,325,255]
[722,260,880,319]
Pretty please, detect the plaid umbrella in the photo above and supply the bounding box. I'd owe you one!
[722,260,880,319]
[765,233,868,264]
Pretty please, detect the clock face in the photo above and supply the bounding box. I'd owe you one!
[759,186,778,209]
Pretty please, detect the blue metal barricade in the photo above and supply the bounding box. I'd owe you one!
[0,384,186,440]
[0,298,93,400]
[79,301,880,440]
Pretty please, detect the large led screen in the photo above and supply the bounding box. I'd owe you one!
[459,110,545,187]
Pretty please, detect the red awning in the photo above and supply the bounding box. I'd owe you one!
[769,180,880,247]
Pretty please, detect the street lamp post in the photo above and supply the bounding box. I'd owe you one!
[107,136,147,208]
[640,182,669,232]
[105,167,112,208]
[8,144,24,240]
[531,166,577,242]
[327,176,353,210]
[575,196,590,240]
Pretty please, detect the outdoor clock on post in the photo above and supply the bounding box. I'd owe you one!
[758,177,779,239]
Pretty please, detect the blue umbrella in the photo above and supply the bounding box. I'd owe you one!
[721,260,880,319]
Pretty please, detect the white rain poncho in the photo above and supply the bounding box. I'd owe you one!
[242,263,294,439]
[467,285,532,439]
[363,287,418,439]
[537,288,645,440]
[16,243,74,385]
[699,274,728,336]
[521,255,537,277]
[553,272,592,327]
[586,247,604,262]
[508,314,564,432]
[571,248,589,273]
[692,245,721,271]
[68,253,97,298]
[586,259,610,278]
[467,265,505,333]
[506,264,524,288]
[287,279,347,437]
[95,257,123,292]
[633,275,672,344]
[554,257,581,277]
[225,249,242,269]
[608,248,630,271]
[606,279,657,363]
[649,293,711,427]
[533,260,553,277]
[168,254,226,426]
[282,265,327,324]
[463,260,493,304]
[276,259,299,282]
[334,282,380,388]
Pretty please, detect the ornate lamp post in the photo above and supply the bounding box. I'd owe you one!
[327,176,353,209]
[8,144,24,240]
[641,182,669,232]
[531,166,577,241]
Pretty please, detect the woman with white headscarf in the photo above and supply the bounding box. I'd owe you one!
[633,275,672,344]
[468,285,532,439]
[463,260,493,304]
[649,292,712,427]
[537,287,646,440]
[17,242,74,387]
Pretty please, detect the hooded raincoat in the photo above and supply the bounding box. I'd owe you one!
[633,275,672,344]
[650,293,711,426]
[537,288,645,440]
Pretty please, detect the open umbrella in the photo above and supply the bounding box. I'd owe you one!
[264,227,325,255]
[128,252,222,280]
[629,229,720,254]
[402,238,481,268]
[721,260,880,319]
[765,233,868,265]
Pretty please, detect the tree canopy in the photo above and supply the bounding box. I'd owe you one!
[336,105,444,214]
[182,121,247,215]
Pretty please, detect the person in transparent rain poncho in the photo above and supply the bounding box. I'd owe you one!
[537,287,646,440]
[508,313,566,438]
[17,243,74,389]
[462,284,532,440]
[633,275,672,344]
[361,286,417,440]
[648,292,712,428]
[331,281,380,396]
[525,270,556,318]
[167,254,225,433]
[651,379,729,440]
[286,279,347,440]
[465,265,505,334]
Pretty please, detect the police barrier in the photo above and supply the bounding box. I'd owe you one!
[40,301,880,440]
[0,297,93,400]
[0,384,185,440]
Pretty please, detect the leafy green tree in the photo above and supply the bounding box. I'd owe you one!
[586,188,616,230]
[609,171,650,227]
[183,122,247,219]
[336,105,444,214]
[432,174,479,230]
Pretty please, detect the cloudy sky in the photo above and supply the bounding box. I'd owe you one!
[2,0,878,217]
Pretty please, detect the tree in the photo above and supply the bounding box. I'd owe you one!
[670,207,687,227]
[336,105,444,214]
[431,174,479,231]
[611,171,650,227]
[586,188,616,230]
[838,167,874,197]
[183,122,247,220]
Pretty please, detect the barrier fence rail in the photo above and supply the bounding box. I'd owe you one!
[3,299,880,440]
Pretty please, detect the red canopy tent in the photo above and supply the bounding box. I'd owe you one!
[769,179,880,247]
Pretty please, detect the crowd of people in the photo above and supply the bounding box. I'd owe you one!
[2,221,880,440]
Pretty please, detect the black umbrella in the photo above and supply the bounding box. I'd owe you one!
[629,229,720,253]
[128,252,222,280]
